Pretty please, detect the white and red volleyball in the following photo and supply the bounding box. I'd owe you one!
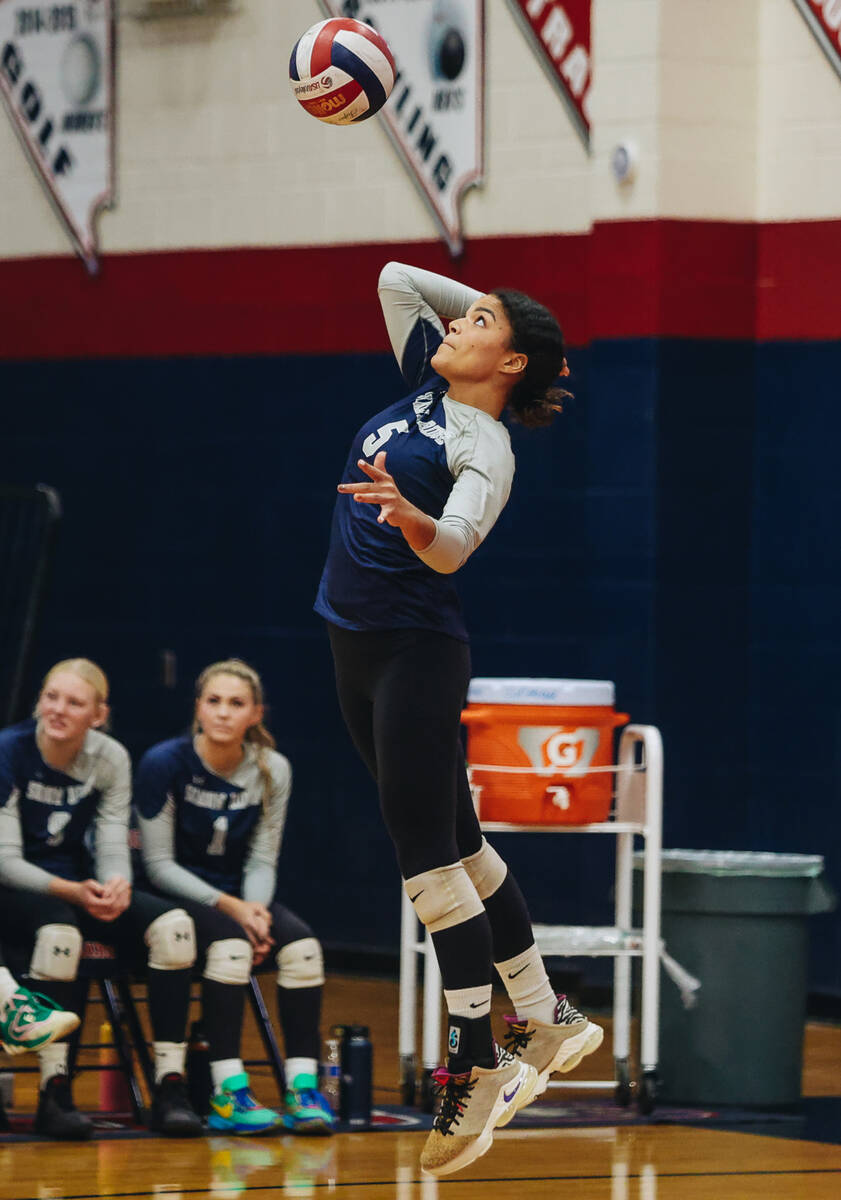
[289,18,396,125]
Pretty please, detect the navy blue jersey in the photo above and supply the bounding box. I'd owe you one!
[315,263,515,641]
[315,377,471,636]
[135,735,289,902]
[0,719,131,887]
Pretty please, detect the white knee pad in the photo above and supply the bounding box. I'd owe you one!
[461,837,508,901]
[204,938,252,985]
[145,908,196,971]
[29,924,82,981]
[403,863,484,933]
[276,937,325,989]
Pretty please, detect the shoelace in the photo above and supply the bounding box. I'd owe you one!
[502,1015,534,1057]
[430,1066,474,1136]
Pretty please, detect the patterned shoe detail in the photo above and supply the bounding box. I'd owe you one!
[207,1072,283,1135]
[0,989,79,1056]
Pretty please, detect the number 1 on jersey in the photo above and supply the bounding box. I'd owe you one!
[207,815,228,856]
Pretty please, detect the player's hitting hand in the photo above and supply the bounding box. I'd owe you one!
[338,452,416,527]
[338,453,437,558]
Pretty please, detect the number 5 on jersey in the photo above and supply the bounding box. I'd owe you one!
[362,420,409,457]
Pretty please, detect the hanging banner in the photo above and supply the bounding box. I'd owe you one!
[0,0,115,272]
[321,0,484,256]
[792,0,841,82]
[505,0,590,148]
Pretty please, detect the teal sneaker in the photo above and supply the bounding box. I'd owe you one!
[0,988,79,1056]
[207,1072,283,1135]
[283,1073,335,1135]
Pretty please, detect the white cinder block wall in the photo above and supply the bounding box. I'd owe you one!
[1,0,841,261]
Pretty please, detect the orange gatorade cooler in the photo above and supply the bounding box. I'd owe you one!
[461,678,629,825]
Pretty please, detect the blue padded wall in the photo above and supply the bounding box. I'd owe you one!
[3,338,839,995]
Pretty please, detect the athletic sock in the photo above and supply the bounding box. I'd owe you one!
[153,1041,187,1084]
[285,1056,318,1086]
[495,944,557,1024]
[443,982,492,1021]
[39,1041,69,1087]
[210,1058,244,1091]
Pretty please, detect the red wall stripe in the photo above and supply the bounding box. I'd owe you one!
[1,220,839,362]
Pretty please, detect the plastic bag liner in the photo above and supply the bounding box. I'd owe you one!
[645,850,825,877]
[531,924,701,1009]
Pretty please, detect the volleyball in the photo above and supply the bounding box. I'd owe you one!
[289,18,396,125]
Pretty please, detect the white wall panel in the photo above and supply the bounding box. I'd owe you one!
[758,0,841,219]
[4,0,841,261]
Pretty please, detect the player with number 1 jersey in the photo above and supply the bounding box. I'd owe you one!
[136,659,333,1136]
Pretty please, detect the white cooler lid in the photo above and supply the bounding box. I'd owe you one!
[466,678,616,706]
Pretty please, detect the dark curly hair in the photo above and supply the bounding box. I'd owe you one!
[492,288,571,428]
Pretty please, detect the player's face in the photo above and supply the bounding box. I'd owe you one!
[38,671,106,743]
[430,294,521,385]
[196,673,263,747]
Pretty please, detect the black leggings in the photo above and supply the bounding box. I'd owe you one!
[0,886,191,1044]
[328,623,483,878]
[329,622,536,985]
[175,896,322,1062]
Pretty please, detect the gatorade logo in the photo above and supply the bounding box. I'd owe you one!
[448,1025,461,1054]
[517,726,599,777]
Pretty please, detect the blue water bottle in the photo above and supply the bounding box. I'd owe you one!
[339,1024,372,1127]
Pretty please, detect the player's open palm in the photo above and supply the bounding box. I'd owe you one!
[340,452,413,527]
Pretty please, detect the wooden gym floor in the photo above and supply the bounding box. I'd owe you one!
[1,971,840,1199]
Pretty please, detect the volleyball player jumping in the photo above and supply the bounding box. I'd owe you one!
[316,263,603,1176]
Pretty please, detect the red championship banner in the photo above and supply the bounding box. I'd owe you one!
[505,0,590,148]
[792,0,841,80]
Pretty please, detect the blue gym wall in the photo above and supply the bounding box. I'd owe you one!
[4,332,839,1000]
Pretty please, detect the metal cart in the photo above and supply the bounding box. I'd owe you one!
[398,723,663,1113]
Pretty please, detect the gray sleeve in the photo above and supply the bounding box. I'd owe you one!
[93,742,132,885]
[0,788,56,893]
[241,756,291,907]
[414,417,515,574]
[378,262,482,370]
[139,796,222,907]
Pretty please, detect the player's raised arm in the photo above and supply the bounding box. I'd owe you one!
[378,262,482,389]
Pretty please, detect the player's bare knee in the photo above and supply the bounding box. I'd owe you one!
[461,837,507,900]
[29,923,82,981]
[204,937,252,985]
[276,937,324,989]
[145,908,196,971]
[403,863,484,933]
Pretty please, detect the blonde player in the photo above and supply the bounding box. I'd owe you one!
[136,659,333,1136]
[0,659,202,1139]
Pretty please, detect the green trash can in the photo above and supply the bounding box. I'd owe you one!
[634,850,836,1107]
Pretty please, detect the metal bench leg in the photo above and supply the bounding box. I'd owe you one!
[247,975,286,1095]
[98,977,146,1122]
[115,976,155,1094]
